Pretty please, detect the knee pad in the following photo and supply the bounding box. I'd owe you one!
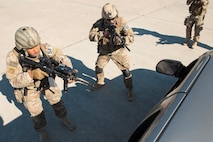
[122,69,131,78]
[95,66,103,74]
[32,111,46,131]
[52,100,67,118]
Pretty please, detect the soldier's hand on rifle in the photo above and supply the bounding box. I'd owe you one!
[28,68,48,80]
[113,36,125,45]
[68,69,78,84]
[104,29,111,38]
[68,79,75,84]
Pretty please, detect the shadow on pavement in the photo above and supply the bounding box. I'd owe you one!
[0,56,176,142]
[133,27,213,50]
[0,74,36,142]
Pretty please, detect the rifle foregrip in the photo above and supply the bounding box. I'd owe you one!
[63,79,68,93]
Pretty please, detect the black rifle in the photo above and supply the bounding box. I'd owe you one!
[107,24,131,52]
[18,54,94,92]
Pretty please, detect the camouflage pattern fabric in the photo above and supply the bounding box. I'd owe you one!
[6,44,72,117]
[89,16,134,85]
[185,0,209,41]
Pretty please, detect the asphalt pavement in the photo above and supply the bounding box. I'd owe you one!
[0,0,212,142]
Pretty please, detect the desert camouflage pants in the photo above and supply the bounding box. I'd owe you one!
[95,48,130,84]
[185,15,205,41]
[23,86,62,117]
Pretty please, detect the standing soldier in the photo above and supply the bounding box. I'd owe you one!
[89,3,134,101]
[6,26,76,142]
[184,0,209,48]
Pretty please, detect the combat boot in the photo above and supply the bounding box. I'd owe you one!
[31,111,48,142]
[52,101,76,131]
[61,117,76,131]
[90,83,105,91]
[127,88,133,102]
[38,128,49,142]
[192,41,197,48]
[184,39,190,47]
[124,75,133,102]
[90,71,105,91]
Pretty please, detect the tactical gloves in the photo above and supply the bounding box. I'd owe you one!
[113,36,125,45]
[103,30,111,38]
[68,69,78,84]
[28,68,48,80]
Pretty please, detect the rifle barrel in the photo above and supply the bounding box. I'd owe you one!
[75,78,94,87]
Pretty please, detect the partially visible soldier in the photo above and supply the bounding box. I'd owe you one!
[184,0,209,48]
[89,3,134,101]
[6,26,76,142]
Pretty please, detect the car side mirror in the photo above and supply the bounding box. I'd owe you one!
[156,59,185,78]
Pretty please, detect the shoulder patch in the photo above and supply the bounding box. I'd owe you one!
[8,61,18,67]
[46,46,53,55]
[124,24,130,31]
[7,67,16,74]
[43,44,54,56]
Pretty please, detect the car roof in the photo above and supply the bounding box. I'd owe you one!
[136,50,213,142]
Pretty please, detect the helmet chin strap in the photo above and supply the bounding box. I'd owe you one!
[23,50,29,57]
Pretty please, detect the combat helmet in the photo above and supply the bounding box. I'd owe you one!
[15,26,40,50]
[102,3,118,19]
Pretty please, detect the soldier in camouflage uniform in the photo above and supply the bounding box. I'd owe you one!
[89,3,134,101]
[184,0,209,48]
[6,26,76,142]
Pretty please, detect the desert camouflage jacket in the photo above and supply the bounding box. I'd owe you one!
[89,17,134,54]
[187,0,209,16]
[6,43,72,89]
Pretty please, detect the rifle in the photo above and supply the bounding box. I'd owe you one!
[107,24,131,52]
[18,54,94,92]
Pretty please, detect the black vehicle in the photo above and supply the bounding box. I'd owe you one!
[129,50,213,142]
